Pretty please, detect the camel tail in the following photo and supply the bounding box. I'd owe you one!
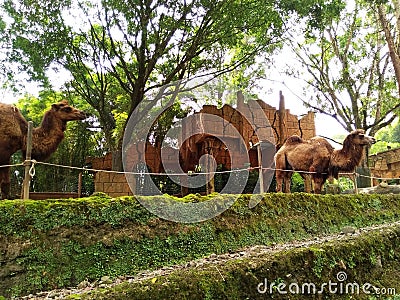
[284,153,293,171]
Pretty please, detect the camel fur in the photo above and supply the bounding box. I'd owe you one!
[275,135,333,193]
[275,129,375,194]
[329,129,376,179]
[0,100,87,199]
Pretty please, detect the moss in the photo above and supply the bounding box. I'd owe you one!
[1,193,400,297]
[74,224,400,300]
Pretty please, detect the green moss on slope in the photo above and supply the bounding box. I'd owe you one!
[0,193,399,297]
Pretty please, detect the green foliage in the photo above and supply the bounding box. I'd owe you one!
[1,193,400,297]
[290,173,305,192]
[290,0,399,134]
[0,0,346,156]
[337,176,354,191]
[370,119,400,154]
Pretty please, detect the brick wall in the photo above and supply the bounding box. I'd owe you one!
[94,172,133,198]
[90,95,316,196]
[370,147,400,184]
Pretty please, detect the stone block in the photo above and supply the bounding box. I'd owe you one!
[97,172,110,182]
[95,182,104,192]
[104,182,131,194]
[110,173,128,183]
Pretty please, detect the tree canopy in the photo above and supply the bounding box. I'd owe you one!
[0,0,345,151]
[284,0,400,135]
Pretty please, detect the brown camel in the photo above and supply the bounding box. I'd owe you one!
[329,129,376,179]
[275,129,375,194]
[275,135,333,193]
[0,100,87,199]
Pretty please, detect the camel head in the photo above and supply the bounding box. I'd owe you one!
[345,129,376,146]
[51,100,87,121]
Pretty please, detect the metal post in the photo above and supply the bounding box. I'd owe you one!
[78,172,83,198]
[257,142,264,194]
[22,121,33,200]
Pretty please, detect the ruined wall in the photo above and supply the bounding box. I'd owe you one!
[94,172,133,198]
[90,95,316,196]
[370,147,400,184]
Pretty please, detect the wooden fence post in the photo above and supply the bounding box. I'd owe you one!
[22,121,33,200]
[78,172,83,198]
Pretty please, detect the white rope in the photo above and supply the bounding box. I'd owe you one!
[0,160,397,182]
[31,160,260,176]
[0,163,24,168]
[357,173,399,182]
[29,160,37,177]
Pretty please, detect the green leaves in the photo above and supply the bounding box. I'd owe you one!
[289,0,399,134]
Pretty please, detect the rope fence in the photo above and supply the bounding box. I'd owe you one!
[20,160,400,182]
[0,159,365,177]
[2,158,398,199]
[2,159,398,179]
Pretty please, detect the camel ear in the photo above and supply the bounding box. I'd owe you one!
[51,103,61,111]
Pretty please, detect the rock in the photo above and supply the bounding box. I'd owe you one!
[337,259,346,269]
[186,261,197,268]
[344,184,400,194]
[77,279,91,289]
[341,226,356,235]
[374,255,383,269]
[0,263,24,278]
[46,290,61,298]
[379,182,389,188]
[100,275,112,284]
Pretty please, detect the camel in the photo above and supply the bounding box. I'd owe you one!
[274,135,333,193]
[0,100,87,199]
[275,129,376,194]
[329,129,376,179]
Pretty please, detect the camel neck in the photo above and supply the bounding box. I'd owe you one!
[28,112,66,161]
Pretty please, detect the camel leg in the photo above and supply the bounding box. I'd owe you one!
[283,171,293,193]
[312,175,324,194]
[275,170,284,192]
[0,166,10,200]
[274,153,286,193]
[303,174,312,193]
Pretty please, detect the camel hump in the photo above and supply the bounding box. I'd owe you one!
[310,136,335,152]
[285,135,303,145]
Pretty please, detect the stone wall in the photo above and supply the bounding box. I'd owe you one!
[94,172,133,198]
[89,93,316,196]
[370,147,400,184]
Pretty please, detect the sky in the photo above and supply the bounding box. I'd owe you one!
[0,68,347,142]
[0,0,354,142]
[259,80,348,140]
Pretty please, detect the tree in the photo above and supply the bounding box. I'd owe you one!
[1,0,345,168]
[285,0,399,136]
[377,0,400,98]
[370,118,400,154]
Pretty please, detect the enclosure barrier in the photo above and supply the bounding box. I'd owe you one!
[0,157,398,199]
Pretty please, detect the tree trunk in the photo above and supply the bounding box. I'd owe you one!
[378,4,400,97]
